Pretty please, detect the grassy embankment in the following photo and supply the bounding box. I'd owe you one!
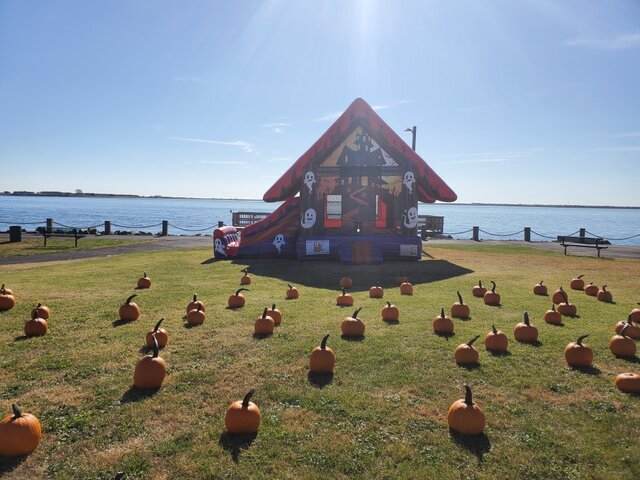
[0,243,639,479]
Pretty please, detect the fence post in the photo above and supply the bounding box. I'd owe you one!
[46,218,53,234]
[9,226,22,243]
[218,221,224,228]
[104,221,111,235]
[524,227,531,242]
[579,228,585,238]
[161,220,169,236]
[472,226,480,242]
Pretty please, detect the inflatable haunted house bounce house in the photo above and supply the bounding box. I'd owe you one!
[214,98,457,263]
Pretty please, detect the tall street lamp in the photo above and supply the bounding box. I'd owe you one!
[404,126,416,151]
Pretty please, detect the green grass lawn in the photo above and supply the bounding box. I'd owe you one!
[0,235,154,257]
[0,245,639,479]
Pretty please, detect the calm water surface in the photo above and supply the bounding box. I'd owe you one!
[1,196,639,245]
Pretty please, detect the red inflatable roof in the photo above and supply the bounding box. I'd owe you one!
[263,97,457,203]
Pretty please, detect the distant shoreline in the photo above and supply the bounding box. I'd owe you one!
[1,191,638,210]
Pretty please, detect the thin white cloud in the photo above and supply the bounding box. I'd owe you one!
[596,146,640,152]
[263,122,291,128]
[171,76,206,82]
[315,111,344,122]
[168,136,255,153]
[565,33,640,50]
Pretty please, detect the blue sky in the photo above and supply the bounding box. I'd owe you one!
[1,0,639,206]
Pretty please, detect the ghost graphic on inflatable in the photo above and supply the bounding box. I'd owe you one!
[300,208,317,229]
[214,238,227,257]
[402,207,418,229]
[304,171,317,193]
[273,233,286,254]
[403,171,416,194]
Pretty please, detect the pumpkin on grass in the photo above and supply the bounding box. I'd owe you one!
[570,275,585,290]
[381,301,399,322]
[137,272,151,289]
[254,308,275,335]
[484,325,508,353]
[472,280,487,298]
[31,303,51,320]
[24,311,48,338]
[400,281,413,296]
[228,288,249,309]
[337,288,354,307]
[395,274,408,286]
[454,336,480,365]
[557,290,577,317]
[340,276,353,289]
[533,281,548,296]
[0,404,42,457]
[447,385,485,436]
[483,281,500,306]
[186,304,206,326]
[225,389,260,434]
[630,303,640,324]
[584,283,598,297]
[133,335,166,389]
[552,287,567,305]
[186,294,205,314]
[146,318,168,347]
[0,286,16,312]
[267,304,282,326]
[597,285,613,303]
[0,284,13,296]
[310,334,335,374]
[514,311,538,342]
[119,294,140,321]
[565,335,593,367]
[544,304,563,325]
[286,284,299,299]
[610,324,636,358]
[615,373,640,393]
[615,315,640,339]
[240,268,252,286]
[369,282,384,299]
[433,308,454,335]
[341,307,365,337]
[451,291,470,319]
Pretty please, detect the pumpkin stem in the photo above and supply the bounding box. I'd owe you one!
[288,284,293,289]
[560,290,568,304]
[552,304,556,312]
[11,403,22,419]
[440,307,445,319]
[151,334,159,358]
[153,318,164,332]
[352,307,363,319]
[577,334,589,345]
[490,281,496,293]
[125,294,137,304]
[478,280,482,288]
[577,274,584,279]
[193,294,197,302]
[272,303,276,310]
[620,323,630,337]
[235,288,249,296]
[262,307,269,319]
[491,324,498,335]
[342,288,347,295]
[242,389,255,408]
[467,335,480,346]
[387,301,392,308]
[196,303,202,312]
[456,291,464,305]
[463,385,474,405]
[628,315,634,325]
[540,280,544,286]
[320,334,330,350]
[241,268,249,275]
[524,311,530,326]
[143,271,147,277]
[31,309,38,320]
[602,285,607,292]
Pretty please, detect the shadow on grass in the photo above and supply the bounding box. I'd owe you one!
[449,429,491,462]
[227,258,473,291]
[517,340,543,347]
[13,335,29,342]
[308,371,334,388]
[218,431,258,464]
[120,386,160,403]
[456,363,480,370]
[0,455,27,476]
[112,318,135,327]
[382,319,400,325]
[454,316,472,322]
[488,350,512,357]
[252,333,272,340]
[484,303,502,308]
[435,332,455,339]
[183,322,202,329]
[619,356,640,364]
[570,365,602,376]
[341,334,365,342]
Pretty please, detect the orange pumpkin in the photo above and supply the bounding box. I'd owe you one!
[186,304,206,326]
[118,294,140,321]
[337,288,354,307]
[544,304,563,325]
[240,268,252,286]
[267,304,282,326]
[228,288,249,309]
[254,308,275,335]
[584,283,598,297]
[433,307,454,335]
[24,312,48,338]
[570,275,585,290]
[597,285,613,303]
[341,307,365,337]
[514,311,538,343]
[564,335,593,367]
[447,385,485,435]
[31,303,51,320]
[340,276,353,289]
[533,280,548,296]
[381,301,399,322]
[400,281,413,296]
[310,334,335,374]
[451,291,470,319]
[146,318,168,348]
[395,274,408,286]
[483,281,501,306]
[0,284,13,296]
[369,282,384,299]
[557,290,577,317]
[615,315,640,339]
[471,280,487,298]
[286,284,299,299]
[0,404,42,457]
[615,373,640,393]
[225,389,261,434]
[0,286,16,312]
[186,294,205,314]
[610,324,636,358]
[137,272,151,289]
[552,286,567,305]
[630,303,640,324]
[484,325,508,353]
[133,335,166,389]
[454,336,480,365]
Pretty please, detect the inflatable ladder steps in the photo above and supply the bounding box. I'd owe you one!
[340,241,382,264]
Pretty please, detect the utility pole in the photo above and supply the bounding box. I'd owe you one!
[404,126,416,151]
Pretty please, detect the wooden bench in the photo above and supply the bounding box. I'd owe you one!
[42,228,86,247]
[557,236,611,257]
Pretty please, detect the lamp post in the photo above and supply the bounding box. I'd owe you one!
[404,126,416,151]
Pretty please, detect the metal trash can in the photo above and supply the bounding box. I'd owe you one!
[9,226,22,243]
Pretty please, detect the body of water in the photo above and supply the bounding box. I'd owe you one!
[1,195,639,245]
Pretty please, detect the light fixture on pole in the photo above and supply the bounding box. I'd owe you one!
[404,126,416,151]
